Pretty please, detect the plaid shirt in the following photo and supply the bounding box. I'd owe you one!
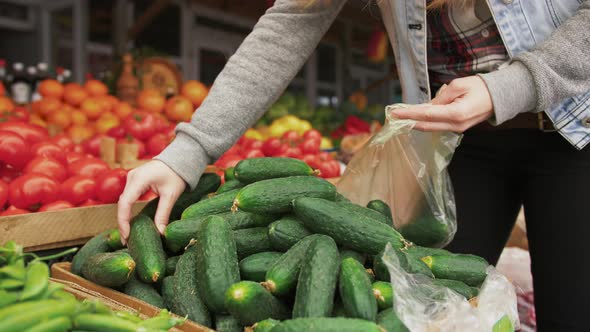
[427,1,509,91]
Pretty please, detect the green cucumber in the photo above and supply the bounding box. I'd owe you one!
[270,318,383,332]
[1,301,78,332]
[165,255,180,276]
[234,176,336,214]
[366,200,393,224]
[253,318,280,332]
[372,281,393,310]
[127,214,167,283]
[81,252,135,287]
[239,251,283,282]
[161,276,177,312]
[195,216,240,314]
[71,230,111,275]
[338,257,377,321]
[399,212,450,248]
[106,229,124,250]
[141,173,221,220]
[234,157,315,184]
[218,211,278,230]
[217,180,244,194]
[122,274,165,308]
[173,245,212,327]
[262,235,318,297]
[407,254,434,278]
[293,235,340,318]
[293,198,404,254]
[234,227,273,259]
[340,249,366,265]
[181,189,239,220]
[224,167,236,181]
[72,313,139,332]
[215,314,242,332]
[403,245,452,261]
[224,281,290,326]
[163,216,207,253]
[268,216,311,251]
[421,254,488,286]
[339,202,391,226]
[377,308,409,332]
[335,193,351,203]
[432,278,479,300]
[25,316,72,332]
[373,247,411,281]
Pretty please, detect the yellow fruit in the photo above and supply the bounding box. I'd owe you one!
[269,123,289,137]
[298,120,312,134]
[244,128,264,141]
[320,137,334,150]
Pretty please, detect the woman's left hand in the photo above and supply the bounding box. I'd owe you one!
[390,76,494,132]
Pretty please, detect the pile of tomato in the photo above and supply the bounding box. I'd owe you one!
[0,122,155,217]
[215,129,341,179]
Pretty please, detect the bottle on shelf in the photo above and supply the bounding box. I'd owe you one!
[117,53,139,106]
[10,62,31,105]
[62,69,72,84]
[27,66,39,102]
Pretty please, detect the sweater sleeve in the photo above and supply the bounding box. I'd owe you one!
[156,0,346,189]
[479,1,590,125]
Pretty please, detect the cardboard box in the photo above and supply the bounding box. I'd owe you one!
[51,262,214,332]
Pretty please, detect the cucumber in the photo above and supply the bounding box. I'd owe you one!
[215,314,242,332]
[234,227,273,259]
[293,198,404,254]
[406,254,434,278]
[181,189,239,220]
[403,245,452,261]
[224,167,236,181]
[339,202,391,226]
[234,157,315,184]
[195,216,240,314]
[234,176,336,214]
[372,281,393,310]
[71,230,111,275]
[224,281,290,326]
[165,255,180,276]
[127,214,167,283]
[340,249,366,265]
[106,229,124,250]
[293,235,340,318]
[173,245,212,327]
[338,257,377,321]
[219,211,278,230]
[239,251,283,282]
[161,276,177,312]
[217,180,244,194]
[432,278,478,300]
[25,316,72,332]
[270,318,384,332]
[1,300,78,332]
[81,252,135,287]
[268,216,312,251]
[141,173,221,220]
[421,254,488,287]
[399,213,450,248]
[334,193,351,203]
[163,216,207,253]
[366,200,393,224]
[262,235,318,297]
[122,274,165,308]
[377,308,409,332]
[253,318,280,332]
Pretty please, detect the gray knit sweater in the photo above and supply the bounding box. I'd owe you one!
[156,0,590,189]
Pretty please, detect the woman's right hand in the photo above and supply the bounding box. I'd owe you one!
[117,160,186,244]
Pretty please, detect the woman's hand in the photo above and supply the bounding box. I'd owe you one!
[117,160,186,243]
[390,76,494,132]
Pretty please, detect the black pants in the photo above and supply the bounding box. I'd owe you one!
[446,129,590,331]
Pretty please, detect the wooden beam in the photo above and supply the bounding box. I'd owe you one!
[127,0,171,41]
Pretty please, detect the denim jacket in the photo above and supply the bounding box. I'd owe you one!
[378,0,589,148]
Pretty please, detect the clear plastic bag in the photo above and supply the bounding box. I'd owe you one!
[382,244,520,332]
[336,104,461,247]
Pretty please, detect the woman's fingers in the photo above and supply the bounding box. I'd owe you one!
[117,173,148,243]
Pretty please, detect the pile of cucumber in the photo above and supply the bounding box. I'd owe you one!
[70,157,495,332]
[0,240,184,332]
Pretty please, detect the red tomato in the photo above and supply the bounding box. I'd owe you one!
[282,146,303,159]
[38,200,74,212]
[318,151,333,162]
[0,205,29,216]
[302,154,321,169]
[163,124,176,139]
[8,174,59,210]
[107,125,127,139]
[50,134,75,152]
[24,157,68,182]
[95,168,127,203]
[0,130,32,170]
[0,181,8,209]
[68,158,109,178]
[243,139,263,151]
[71,145,85,154]
[139,189,158,202]
[0,165,20,183]
[83,134,108,157]
[282,130,301,144]
[214,153,243,169]
[318,160,340,178]
[31,142,66,165]
[300,137,321,155]
[65,152,85,164]
[117,136,146,159]
[226,145,242,156]
[146,133,169,156]
[12,107,30,122]
[303,129,322,141]
[60,175,96,205]
[0,122,48,145]
[244,149,265,159]
[262,138,286,156]
[79,199,102,207]
[123,111,157,141]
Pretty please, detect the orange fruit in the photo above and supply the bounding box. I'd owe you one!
[113,101,133,119]
[38,79,64,99]
[137,89,165,113]
[47,108,72,128]
[68,124,95,144]
[71,109,88,126]
[0,96,15,113]
[95,95,115,113]
[80,97,105,120]
[30,114,47,128]
[95,112,120,134]
[84,79,109,97]
[181,80,208,107]
[63,86,88,106]
[165,95,194,122]
[37,97,62,117]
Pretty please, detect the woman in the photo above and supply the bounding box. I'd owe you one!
[118,1,590,330]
